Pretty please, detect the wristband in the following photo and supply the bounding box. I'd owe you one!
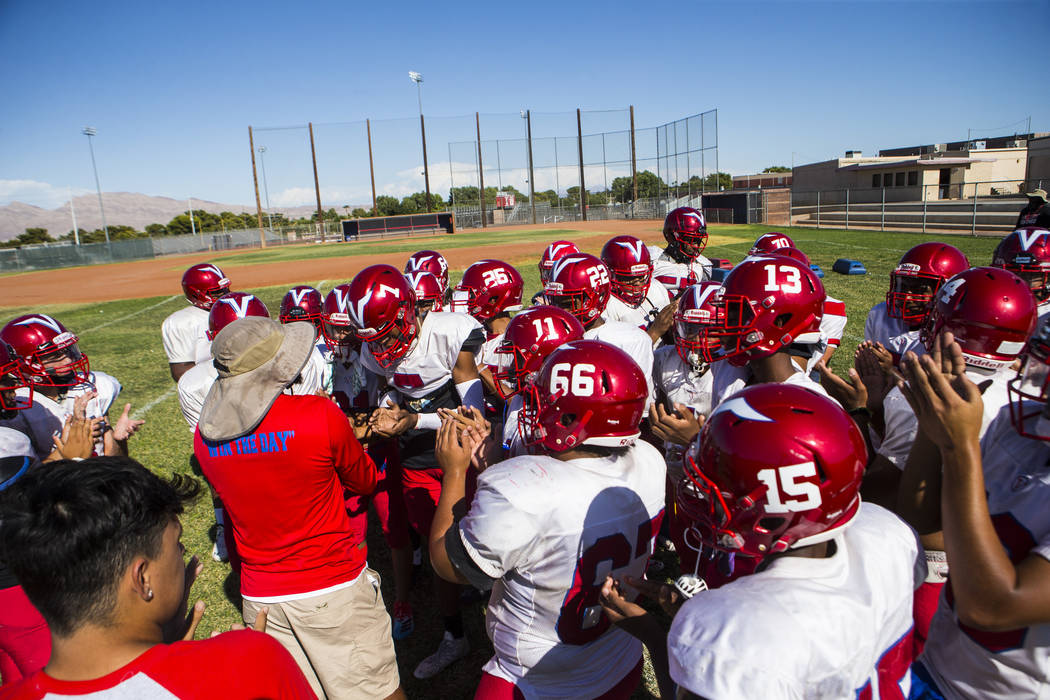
[848,406,872,420]
[414,412,441,431]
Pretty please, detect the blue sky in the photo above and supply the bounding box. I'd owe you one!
[1,0,1046,211]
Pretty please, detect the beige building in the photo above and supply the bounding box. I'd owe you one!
[1027,135,1050,190]
[792,135,1046,206]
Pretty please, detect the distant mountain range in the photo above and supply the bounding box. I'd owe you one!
[0,193,362,241]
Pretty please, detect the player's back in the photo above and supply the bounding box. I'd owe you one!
[668,502,922,699]
[465,440,666,697]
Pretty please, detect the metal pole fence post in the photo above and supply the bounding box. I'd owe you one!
[308,122,325,242]
[420,114,432,212]
[845,189,850,230]
[972,182,978,237]
[881,186,886,231]
[922,184,927,234]
[576,108,586,221]
[367,119,377,215]
[629,105,638,205]
[527,110,536,225]
[817,190,821,228]
[477,112,486,228]
[248,126,266,247]
[447,143,456,211]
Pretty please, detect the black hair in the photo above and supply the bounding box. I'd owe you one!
[0,456,200,637]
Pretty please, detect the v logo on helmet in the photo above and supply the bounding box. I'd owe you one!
[15,315,62,334]
[711,396,774,423]
[348,288,373,327]
[290,288,311,305]
[199,264,225,278]
[693,284,720,307]
[551,255,586,282]
[1018,228,1045,251]
[220,294,256,318]
[614,239,645,260]
[405,272,424,288]
[407,256,432,272]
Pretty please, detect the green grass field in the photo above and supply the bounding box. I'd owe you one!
[2,223,1002,697]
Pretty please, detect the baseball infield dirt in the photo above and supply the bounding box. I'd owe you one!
[0,220,671,307]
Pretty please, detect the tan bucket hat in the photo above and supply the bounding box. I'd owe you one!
[198,316,315,442]
[1026,188,1048,202]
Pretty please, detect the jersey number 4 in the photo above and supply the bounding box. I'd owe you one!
[556,511,664,646]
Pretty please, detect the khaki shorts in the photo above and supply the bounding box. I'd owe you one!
[243,568,400,700]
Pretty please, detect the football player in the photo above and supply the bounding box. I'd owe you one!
[162,262,231,382]
[600,235,673,339]
[429,340,665,699]
[490,305,584,456]
[452,260,524,399]
[864,242,969,365]
[543,253,655,409]
[347,264,486,678]
[878,269,1036,656]
[993,226,1050,322]
[320,283,416,641]
[900,321,1050,698]
[649,207,712,297]
[602,384,924,698]
[770,246,848,373]
[748,230,795,256]
[533,240,580,305]
[404,249,451,303]
[2,314,141,458]
[405,271,446,321]
[278,285,324,330]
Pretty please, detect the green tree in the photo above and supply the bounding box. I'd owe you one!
[351,208,369,218]
[145,223,167,237]
[499,185,528,202]
[533,189,558,205]
[702,171,733,191]
[2,227,54,248]
[763,166,791,173]
[374,195,401,216]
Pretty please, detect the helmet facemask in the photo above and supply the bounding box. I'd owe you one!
[0,360,31,419]
[886,272,939,324]
[355,311,418,369]
[1008,333,1050,440]
[610,266,652,307]
[26,335,90,388]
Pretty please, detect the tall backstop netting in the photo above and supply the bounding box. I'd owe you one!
[250,107,718,229]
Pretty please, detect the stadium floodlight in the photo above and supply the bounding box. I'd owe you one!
[81,126,110,247]
[408,71,422,83]
[408,71,431,211]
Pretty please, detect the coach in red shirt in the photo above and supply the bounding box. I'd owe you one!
[194,317,402,700]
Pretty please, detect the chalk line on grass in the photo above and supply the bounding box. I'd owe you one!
[82,295,180,334]
[132,385,178,420]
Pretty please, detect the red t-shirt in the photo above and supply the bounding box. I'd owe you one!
[0,630,314,699]
[194,394,377,598]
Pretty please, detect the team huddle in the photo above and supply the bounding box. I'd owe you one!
[2,208,1050,699]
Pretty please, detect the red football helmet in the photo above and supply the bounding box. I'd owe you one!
[520,340,648,451]
[0,315,90,388]
[321,284,358,353]
[674,282,723,369]
[279,286,323,327]
[1008,316,1050,440]
[769,246,810,266]
[543,254,611,327]
[601,235,653,306]
[712,257,825,366]
[181,263,231,310]
[492,306,585,399]
[921,267,1036,371]
[663,207,708,261]
[886,242,970,325]
[454,260,524,322]
[347,264,418,368]
[0,341,31,414]
[207,293,270,340]
[404,250,450,294]
[677,384,866,583]
[405,272,445,316]
[538,241,581,284]
[993,227,1050,303]
[748,232,795,256]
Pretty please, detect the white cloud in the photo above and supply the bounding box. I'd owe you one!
[0,180,91,209]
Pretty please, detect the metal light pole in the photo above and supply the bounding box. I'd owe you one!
[81,127,110,246]
[409,71,432,212]
[258,147,274,230]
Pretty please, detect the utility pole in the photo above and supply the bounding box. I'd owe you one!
[248,126,266,248]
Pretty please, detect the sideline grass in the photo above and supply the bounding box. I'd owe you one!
[0,224,1001,697]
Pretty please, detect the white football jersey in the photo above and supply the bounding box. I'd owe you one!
[601,282,672,330]
[501,393,526,457]
[653,345,713,475]
[584,321,655,410]
[478,333,503,372]
[0,403,64,460]
[330,347,381,413]
[864,302,923,360]
[669,502,924,699]
[177,346,331,429]
[458,441,666,699]
[17,371,122,455]
[161,305,212,365]
[361,311,483,399]
[711,360,833,410]
[823,295,848,349]
[648,245,712,296]
[876,366,1012,469]
[921,404,1050,699]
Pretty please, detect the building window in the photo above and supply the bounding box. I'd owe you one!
[895,172,906,186]
[884,173,892,187]
[872,174,881,187]
[908,171,918,186]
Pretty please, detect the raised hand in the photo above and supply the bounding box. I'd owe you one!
[112,403,145,441]
[648,401,704,446]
